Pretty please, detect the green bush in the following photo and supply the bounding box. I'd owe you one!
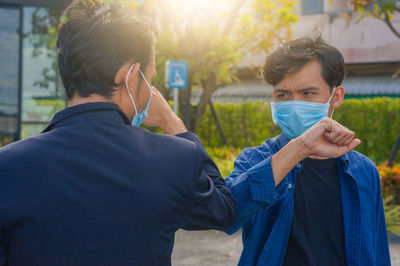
[205,146,241,177]
[334,98,400,164]
[378,164,400,205]
[198,98,400,164]
[383,196,400,234]
[198,102,281,148]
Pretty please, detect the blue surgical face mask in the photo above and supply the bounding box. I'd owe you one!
[271,88,336,139]
[125,64,153,127]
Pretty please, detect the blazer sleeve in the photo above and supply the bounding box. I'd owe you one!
[176,132,238,231]
[0,222,5,266]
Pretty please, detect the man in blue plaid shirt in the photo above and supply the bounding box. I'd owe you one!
[225,36,391,266]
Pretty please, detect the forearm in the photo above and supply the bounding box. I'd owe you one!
[161,115,187,135]
[271,138,309,187]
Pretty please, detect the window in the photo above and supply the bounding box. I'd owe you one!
[21,7,66,138]
[0,7,20,146]
[302,0,324,15]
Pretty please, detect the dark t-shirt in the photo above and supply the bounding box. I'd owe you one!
[283,157,346,266]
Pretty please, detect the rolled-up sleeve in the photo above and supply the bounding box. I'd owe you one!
[176,132,238,231]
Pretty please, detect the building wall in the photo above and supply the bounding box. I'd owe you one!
[239,0,400,68]
[294,0,400,63]
[223,0,400,103]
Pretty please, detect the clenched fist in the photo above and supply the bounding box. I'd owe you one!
[298,117,361,159]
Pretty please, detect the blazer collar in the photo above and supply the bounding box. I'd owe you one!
[42,102,130,133]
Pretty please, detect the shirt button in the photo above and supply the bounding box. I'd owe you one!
[296,163,301,168]
[288,183,293,189]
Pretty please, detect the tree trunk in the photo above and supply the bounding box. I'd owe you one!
[384,11,400,38]
[191,72,218,132]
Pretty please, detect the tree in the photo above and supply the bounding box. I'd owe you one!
[31,0,298,133]
[354,0,400,38]
[151,0,297,132]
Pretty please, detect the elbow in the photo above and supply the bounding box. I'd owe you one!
[219,198,238,231]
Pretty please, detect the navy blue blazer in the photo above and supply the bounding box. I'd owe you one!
[0,102,237,266]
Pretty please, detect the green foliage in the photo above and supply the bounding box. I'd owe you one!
[198,102,281,148]
[354,0,398,19]
[151,0,298,131]
[0,135,14,147]
[352,0,400,38]
[206,146,241,177]
[383,196,400,234]
[335,98,400,164]
[237,0,298,55]
[378,164,400,204]
[197,98,400,164]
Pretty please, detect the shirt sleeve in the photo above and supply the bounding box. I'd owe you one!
[224,148,291,235]
[176,132,238,231]
[373,166,391,266]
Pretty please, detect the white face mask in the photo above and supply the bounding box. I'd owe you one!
[125,64,153,127]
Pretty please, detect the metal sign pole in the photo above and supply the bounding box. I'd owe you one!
[173,88,179,114]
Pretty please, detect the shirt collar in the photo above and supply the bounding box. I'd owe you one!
[42,102,130,133]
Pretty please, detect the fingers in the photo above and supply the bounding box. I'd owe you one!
[347,138,361,152]
[322,118,355,146]
[327,129,355,146]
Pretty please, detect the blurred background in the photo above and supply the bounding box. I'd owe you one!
[0,0,399,264]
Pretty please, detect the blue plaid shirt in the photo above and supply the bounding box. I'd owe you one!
[225,134,391,266]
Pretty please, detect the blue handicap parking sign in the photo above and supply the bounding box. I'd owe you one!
[165,60,188,89]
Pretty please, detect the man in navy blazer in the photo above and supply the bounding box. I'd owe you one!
[0,1,237,265]
[0,1,364,265]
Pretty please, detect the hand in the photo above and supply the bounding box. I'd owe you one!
[143,87,187,135]
[297,117,361,158]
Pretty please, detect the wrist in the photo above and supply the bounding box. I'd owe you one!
[160,113,187,135]
[291,137,312,160]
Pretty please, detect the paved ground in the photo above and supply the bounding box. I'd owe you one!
[172,230,400,265]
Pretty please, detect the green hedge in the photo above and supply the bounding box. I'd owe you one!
[198,98,400,164]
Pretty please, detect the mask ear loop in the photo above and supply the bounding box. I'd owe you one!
[328,87,336,118]
[126,64,138,116]
[138,69,153,111]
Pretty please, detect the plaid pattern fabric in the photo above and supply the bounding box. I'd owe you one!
[225,134,391,266]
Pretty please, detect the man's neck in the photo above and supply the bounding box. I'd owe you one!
[67,94,111,107]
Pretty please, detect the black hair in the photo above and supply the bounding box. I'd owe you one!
[57,0,155,99]
[263,35,345,91]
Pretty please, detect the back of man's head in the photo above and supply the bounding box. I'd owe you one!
[263,35,345,92]
[57,0,155,100]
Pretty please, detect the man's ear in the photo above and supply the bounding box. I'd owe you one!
[331,86,345,109]
[114,62,141,89]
